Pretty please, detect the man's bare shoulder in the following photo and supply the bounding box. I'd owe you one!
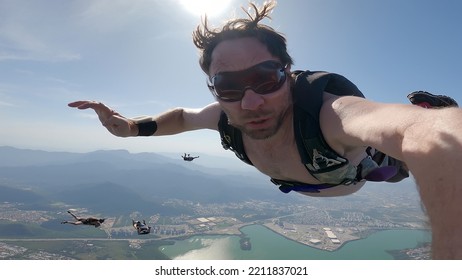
[318,94,369,165]
[184,102,222,131]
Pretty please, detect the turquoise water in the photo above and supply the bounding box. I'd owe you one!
[160,225,431,260]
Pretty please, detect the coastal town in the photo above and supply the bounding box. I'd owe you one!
[0,187,431,260]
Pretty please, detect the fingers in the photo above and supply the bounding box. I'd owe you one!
[68,100,118,119]
[68,100,108,111]
[68,100,131,136]
[68,100,96,109]
[68,100,86,108]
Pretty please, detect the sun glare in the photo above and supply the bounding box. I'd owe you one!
[179,0,232,18]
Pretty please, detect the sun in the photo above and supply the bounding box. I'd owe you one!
[179,0,232,18]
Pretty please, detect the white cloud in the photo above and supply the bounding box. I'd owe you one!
[0,27,81,62]
[75,0,159,32]
[0,100,14,107]
[0,2,81,62]
[0,84,17,107]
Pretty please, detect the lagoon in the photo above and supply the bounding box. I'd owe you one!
[160,224,431,260]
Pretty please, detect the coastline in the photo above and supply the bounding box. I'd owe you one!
[159,223,431,258]
[259,222,363,252]
[258,223,360,252]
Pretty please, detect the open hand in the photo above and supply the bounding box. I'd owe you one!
[68,101,135,137]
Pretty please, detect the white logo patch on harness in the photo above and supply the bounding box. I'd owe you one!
[311,149,345,170]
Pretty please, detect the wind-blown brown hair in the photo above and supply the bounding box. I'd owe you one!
[192,1,293,76]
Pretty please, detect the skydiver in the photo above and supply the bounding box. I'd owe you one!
[68,1,462,259]
[132,219,151,234]
[182,153,199,161]
[61,210,105,228]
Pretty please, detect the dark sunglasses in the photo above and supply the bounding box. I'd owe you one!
[208,60,287,102]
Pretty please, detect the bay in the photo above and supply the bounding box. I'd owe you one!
[160,224,431,260]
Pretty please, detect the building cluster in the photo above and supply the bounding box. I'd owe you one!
[0,242,72,260]
[322,227,341,244]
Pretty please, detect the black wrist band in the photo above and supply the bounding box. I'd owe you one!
[136,121,157,136]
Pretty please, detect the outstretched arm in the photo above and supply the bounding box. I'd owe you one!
[68,101,222,137]
[321,95,462,259]
[67,210,79,221]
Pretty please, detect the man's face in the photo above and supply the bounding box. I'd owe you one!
[209,37,292,140]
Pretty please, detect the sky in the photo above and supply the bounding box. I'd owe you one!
[1,0,461,157]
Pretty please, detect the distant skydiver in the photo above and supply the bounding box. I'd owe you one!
[132,219,151,234]
[61,210,105,228]
[182,153,199,161]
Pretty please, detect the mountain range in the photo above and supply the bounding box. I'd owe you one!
[0,146,289,215]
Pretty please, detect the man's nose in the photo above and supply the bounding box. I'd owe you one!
[241,89,264,110]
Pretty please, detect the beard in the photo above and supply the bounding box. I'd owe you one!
[228,105,292,140]
[243,122,281,140]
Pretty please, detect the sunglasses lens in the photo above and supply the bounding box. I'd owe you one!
[211,61,286,102]
[215,89,244,102]
[212,76,244,101]
[252,69,284,94]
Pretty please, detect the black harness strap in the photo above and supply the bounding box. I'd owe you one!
[291,71,366,185]
[218,112,252,165]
